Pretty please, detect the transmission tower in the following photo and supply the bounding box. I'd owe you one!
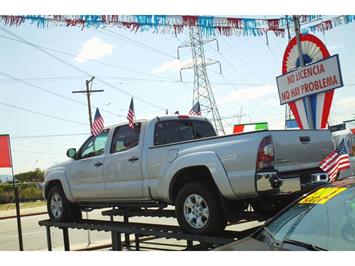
[178,26,225,135]
[284,105,294,129]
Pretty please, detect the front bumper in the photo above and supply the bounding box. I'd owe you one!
[256,172,301,195]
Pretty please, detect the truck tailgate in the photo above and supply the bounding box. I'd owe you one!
[271,130,333,173]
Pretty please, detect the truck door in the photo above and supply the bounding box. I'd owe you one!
[104,123,144,199]
[69,130,109,200]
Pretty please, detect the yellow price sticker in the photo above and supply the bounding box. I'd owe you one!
[299,187,347,204]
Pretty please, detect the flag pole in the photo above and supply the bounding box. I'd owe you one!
[8,136,24,251]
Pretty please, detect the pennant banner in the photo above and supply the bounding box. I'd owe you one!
[0,15,353,37]
[0,15,331,37]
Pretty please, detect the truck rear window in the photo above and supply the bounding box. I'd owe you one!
[154,120,216,146]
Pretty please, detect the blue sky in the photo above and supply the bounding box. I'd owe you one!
[0,15,354,175]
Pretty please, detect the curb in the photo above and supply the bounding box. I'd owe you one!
[0,211,47,220]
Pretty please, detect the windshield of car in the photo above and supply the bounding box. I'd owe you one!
[260,181,355,251]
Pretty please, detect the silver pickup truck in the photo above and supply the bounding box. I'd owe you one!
[44,115,333,234]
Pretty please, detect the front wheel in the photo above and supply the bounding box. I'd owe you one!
[175,182,226,235]
[47,185,82,222]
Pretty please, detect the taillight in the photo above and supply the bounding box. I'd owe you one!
[256,135,274,171]
[178,115,190,119]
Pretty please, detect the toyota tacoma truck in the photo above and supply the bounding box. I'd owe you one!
[43,115,333,234]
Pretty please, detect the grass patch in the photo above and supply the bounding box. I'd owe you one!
[0,200,46,212]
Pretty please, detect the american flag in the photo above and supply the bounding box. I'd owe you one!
[91,108,104,136]
[189,101,201,116]
[127,97,135,129]
[320,139,351,182]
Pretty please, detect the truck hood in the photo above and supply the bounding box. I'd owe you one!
[46,159,72,173]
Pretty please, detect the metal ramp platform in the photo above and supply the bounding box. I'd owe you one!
[38,207,263,251]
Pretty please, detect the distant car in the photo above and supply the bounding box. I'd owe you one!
[216,176,355,251]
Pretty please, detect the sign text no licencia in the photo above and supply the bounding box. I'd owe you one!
[276,55,343,105]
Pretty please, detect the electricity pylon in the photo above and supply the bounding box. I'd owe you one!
[178,26,225,135]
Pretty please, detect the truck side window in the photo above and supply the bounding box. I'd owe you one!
[154,121,181,145]
[192,121,216,139]
[111,123,141,153]
[78,130,109,159]
[154,120,216,145]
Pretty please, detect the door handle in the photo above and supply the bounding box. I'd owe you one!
[299,136,310,143]
[128,156,139,162]
[94,162,103,167]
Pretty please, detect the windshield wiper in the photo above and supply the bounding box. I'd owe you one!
[262,227,279,246]
[282,239,327,251]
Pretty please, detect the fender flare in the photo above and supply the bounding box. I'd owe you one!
[44,170,75,203]
[161,151,235,201]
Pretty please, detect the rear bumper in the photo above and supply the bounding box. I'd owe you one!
[256,171,329,195]
[256,172,301,195]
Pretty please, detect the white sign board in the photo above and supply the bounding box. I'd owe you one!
[276,55,343,105]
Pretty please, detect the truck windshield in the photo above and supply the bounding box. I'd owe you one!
[154,120,216,145]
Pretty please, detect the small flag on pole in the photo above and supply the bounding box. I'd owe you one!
[91,108,104,136]
[233,122,268,134]
[189,101,201,116]
[127,97,135,129]
[320,139,351,182]
[0,135,12,168]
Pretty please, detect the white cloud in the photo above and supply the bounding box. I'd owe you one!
[74,37,114,63]
[152,59,192,74]
[218,85,278,104]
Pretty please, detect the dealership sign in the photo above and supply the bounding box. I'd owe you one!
[276,55,343,105]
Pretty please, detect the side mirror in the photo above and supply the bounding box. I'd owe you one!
[66,148,77,159]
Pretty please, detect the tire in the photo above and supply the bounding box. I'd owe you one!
[47,185,82,222]
[175,182,226,235]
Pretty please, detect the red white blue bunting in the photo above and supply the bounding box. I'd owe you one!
[0,15,353,37]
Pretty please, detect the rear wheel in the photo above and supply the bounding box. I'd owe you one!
[175,182,226,235]
[47,185,82,222]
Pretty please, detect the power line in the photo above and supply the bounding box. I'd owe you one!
[100,29,177,59]
[12,150,63,155]
[220,36,264,83]
[0,71,87,105]
[0,27,168,113]
[0,71,125,118]
[0,102,88,126]
[0,75,176,83]
[0,74,280,86]
[11,133,89,139]
[0,33,177,82]
[210,41,282,116]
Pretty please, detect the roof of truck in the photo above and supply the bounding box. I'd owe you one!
[104,115,210,130]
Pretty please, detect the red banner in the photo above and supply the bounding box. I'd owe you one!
[0,135,12,168]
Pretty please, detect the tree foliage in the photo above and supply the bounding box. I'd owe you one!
[14,168,44,183]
